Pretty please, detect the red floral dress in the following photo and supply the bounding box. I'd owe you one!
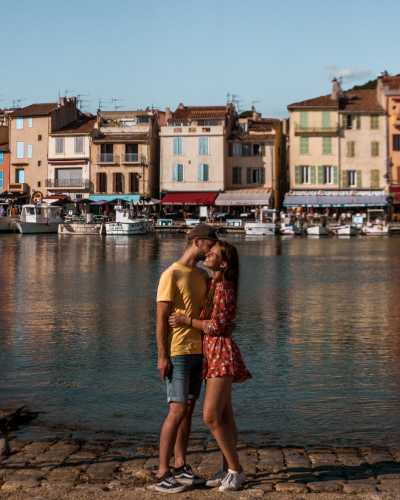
[200,279,252,383]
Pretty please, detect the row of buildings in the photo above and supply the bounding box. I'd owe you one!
[1,72,399,213]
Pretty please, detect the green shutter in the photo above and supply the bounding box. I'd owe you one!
[318,165,323,184]
[260,143,265,156]
[356,116,361,130]
[342,170,348,188]
[323,137,332,155]
[300,137,309,155]
[238,167,242,185]
[247,167,251,184]
[310,165,315,184]
[371,169,380,188]
[198,164,204,181]
[371,142,379,157]
[322,111,330,129]
[260,167,265,184]
[347,141,355,157]
[228,143,233,157]
[333,165,338,184]
[371,115,379,129]
[232,167,237,184]
[342,115,347,129]
[300,111,308,130]
[357,170,362,188]
[295,165,300,185]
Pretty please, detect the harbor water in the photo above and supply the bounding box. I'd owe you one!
[1,233,400,445]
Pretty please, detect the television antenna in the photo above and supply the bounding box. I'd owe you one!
[111,98,124,110]
[98,98,111,110]
[226,92,231,103]
[252,100,261,110]
[76,93,90,108]
[65,89,75,97]
[12,98,26,108]
[79,100,91,110]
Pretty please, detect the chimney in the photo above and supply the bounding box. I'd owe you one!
[252,110,261,121]
[60,97,66,106]
[331,78,341,100]
[165,107,171,121]
[377,73,385,106]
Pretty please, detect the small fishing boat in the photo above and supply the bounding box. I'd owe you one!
[105,202,154,235]
[330,224,357,236]
[16,204,64,234]
[245,208,277,236]
[306,215,329,236]
[361,209,390,236]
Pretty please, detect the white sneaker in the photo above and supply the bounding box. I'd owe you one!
[218,467,247,491]
[206,468,227,487]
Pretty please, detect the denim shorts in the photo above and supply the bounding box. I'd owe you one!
[166,354,203,403]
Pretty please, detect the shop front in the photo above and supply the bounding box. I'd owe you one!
[214,189,273,219]
[159,192,219,218]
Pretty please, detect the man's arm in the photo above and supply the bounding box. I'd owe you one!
[156,301,172,380]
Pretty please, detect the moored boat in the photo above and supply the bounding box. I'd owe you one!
[330,224,357,236]
[105,203,154,235]
[361,209,390,236]
[16,204,63,234]
[245,208,277,236]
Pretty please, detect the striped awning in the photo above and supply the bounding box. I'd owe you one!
[283,194,387,207]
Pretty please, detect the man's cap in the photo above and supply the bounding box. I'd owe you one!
[188,224,218,241]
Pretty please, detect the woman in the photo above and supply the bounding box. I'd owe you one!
[168,240,251,491]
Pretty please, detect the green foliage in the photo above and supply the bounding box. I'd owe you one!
[349,73,400,91]
[239,110,253,118]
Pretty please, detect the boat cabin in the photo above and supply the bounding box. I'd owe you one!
[20,205,61,223]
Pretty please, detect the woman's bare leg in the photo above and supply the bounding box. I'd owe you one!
[203,377,240,472]
[221,399,238,471]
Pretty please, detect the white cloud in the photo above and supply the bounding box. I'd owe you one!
[325,65,372,81]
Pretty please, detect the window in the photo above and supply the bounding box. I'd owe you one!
[75,136,84,153]
[343,115,361,130]
[322,111,331,129]
[253,169,260,184]
[371,169,380,188]
[371,141,379,157]
[55,137,64,154]
[0,170,3,189]
[37,181,41,188]
[322,137,332,155]
[323,166,333,184]
[56,168,83,187]
[17,142,24,158]
[299,112,308,130]
[38,135,42,141]
[300,137,309,155]
[370,115,379,129]
[27,145,32,158]
[239,123,247,133]
[233,144,241,157]
[347,170,357,187]
[242,143,251,157]
[96,172,107,192]
[347,141,355,157]
[318,165,337,184]
[28,117,33,128]
[38,161,41,166]
[253,144,260,156]
[198,163,209,181]
[301,166,309,184]
[394,135,400,151]
[232,167,242,185]
[137,116,149,123]
[198,120,218,126]
[168,122,189,127]
[247,167,265,184]
[16,169,24,183]
[199,137,209,155]
[0,152,3,164]
[112,172,123,192]
[173,137,183,155]
[16,117,23,129]
[172,164,184,181]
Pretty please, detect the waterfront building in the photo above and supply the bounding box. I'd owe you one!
[47,115,97,199]
[90,110,161,201]
[0,117,10,195]
[8,98,79,202]
[159,104,236,208]
[217,110,287,210]
[285,78,387,211]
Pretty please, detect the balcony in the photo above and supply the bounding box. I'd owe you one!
[9,183,29,194]
[120,153,146,164]
[294,122,338,136]
[96,153,118,164]
[45,179,93,192]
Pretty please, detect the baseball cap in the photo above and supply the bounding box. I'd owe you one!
[188,224,218,241]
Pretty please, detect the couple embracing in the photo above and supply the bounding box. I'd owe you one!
[156,224,252,493]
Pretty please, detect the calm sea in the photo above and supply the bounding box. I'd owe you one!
[1,233,400,445]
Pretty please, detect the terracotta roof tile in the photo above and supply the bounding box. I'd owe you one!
[52,116,96,135]
[93,134,149,143]
[13,103,58,116]
[0,143,9,151]
[227,133,275,141]
[169,105,230,122]
[383,75,400,91]
[248,119,279,132]
[340,90,384,112]
[288,94,338,109]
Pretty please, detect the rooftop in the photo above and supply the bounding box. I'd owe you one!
[287,90,384,113]
[248,119,279,132]
[227,133,275,141]
[383,75,400,91]
[168,105,231,122]
[13,103,59,117]
[0,143,9,151]
[52,116,96,135]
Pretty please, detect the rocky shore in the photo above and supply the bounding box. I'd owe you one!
[1,405,400,499]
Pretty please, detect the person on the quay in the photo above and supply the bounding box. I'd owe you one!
[169,240,252,492]
[155,224,219,493]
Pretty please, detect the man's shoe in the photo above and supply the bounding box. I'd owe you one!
[218,467,247,491]
[174,464,205,485]
[155,471,187,493]
[206,468,227,487]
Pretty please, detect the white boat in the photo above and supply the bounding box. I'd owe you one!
[279,214,303,235]
[16,204,64,234]
[105,204,154,235]
[306,214,329,236]
[361,209,390,236]
[245,208,277,236]
[330,224,357,236]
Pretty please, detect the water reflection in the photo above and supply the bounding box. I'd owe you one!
[1,233,400,444]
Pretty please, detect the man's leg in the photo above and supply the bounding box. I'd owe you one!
[158,402,188,477]
[173,399,196,468]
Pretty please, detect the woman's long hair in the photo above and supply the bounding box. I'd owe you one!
[202,240,240,320]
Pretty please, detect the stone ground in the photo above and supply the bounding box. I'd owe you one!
[1,406,400,498]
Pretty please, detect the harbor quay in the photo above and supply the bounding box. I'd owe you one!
[1,406,400,497]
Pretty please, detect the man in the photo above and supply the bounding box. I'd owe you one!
[155,224,218,493]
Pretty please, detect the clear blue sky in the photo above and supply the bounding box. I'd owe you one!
[3,0,399,119]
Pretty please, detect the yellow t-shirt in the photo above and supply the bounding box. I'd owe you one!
[157,262,208,357]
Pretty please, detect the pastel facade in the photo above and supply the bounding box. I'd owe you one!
[90,110,160,199]
[0,122,9,193]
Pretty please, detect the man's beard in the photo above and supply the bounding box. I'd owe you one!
[195,246,208,261]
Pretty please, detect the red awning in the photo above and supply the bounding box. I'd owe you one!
[160,192,218,206]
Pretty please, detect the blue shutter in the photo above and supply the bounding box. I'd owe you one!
[173,164,178,181]
[16,117,23,129]
[0,170,3,189]
[17,142,24,158]
[173,138,183,155]
[198,164,204,181]
[199,137,208,155]
[204,164,209,181]
[178,138,183,155]
[28,145,32,158]
[178,164,183,181]
[0,152,3,164]
[28,117,33,128]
